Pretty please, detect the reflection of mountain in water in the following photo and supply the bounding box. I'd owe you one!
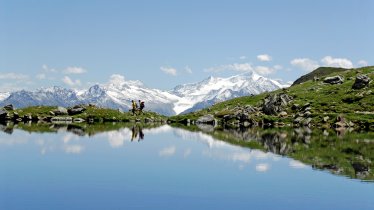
[1,121,373,181]
[176,124,374,182]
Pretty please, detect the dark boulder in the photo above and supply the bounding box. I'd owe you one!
[352,74,371,89]
[68,107,86,115]
[323,76,344,85]
[0,108,10,120]
[3,104,14,111]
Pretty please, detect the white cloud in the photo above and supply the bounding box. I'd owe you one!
[254,66,276,75]
[36,73,46,80]
[357,60,368,67]
[290,58,320,72]
[255,163,270,172]
[64,145,84,154]
[273,65,283,70]
[185,66,193,74]
[289,160,307,169]
[109,74,126,85]
[42,64,57,73]
[159,146,176,157]
[184,148,192,158]
[257,54,272,62]
[205,63,254,73]
[0,73,29,80]
[62,76,81,87]
[160,66,177,76]
[321,56,353,69]
[239,56,247,60]
[63,66,87,74]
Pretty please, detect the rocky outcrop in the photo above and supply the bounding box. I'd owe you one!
[262,93,293,115]
[323,76,344,85]
[3,104,14,111]
[196,114,217,125]
[352,74,371,89]
[52,107,68,115]
[0,108,9,120]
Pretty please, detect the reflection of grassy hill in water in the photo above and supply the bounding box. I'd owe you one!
[0,121,164,137]
[170,66,374,129]
[173,124,374,181]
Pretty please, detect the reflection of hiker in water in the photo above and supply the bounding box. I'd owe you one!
[138,126,144,140]
[131,124,145,141]
[131,100,137,115]
[131,125,139,141]
[139,100,145,114]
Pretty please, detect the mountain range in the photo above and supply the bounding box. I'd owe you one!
[0,72,287,115]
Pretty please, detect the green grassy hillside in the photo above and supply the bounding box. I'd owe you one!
[170,66,374,129]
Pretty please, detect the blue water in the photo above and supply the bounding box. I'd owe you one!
[0,125,373,210]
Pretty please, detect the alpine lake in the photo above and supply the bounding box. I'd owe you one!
[0,122,373,210]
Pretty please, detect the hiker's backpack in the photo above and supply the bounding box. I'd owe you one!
[140,102,145,109]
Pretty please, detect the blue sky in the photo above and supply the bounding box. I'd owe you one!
[0,0,373,91]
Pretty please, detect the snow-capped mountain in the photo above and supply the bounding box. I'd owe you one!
[0,72,287,115]
[170,71,287,113]
[0,92,10,101]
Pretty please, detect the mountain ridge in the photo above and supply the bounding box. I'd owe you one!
[0,72,286,116]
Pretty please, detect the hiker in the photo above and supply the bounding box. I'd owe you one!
[131,100,137,115]
[139,100,145,113]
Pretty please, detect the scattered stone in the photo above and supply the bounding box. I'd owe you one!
[352,162,369,174]
[313,76,319,81]
[49,111,55,116]
[302,102,310,108]
[294,117,304,124]
[323,76,344,85]
[279,111,288,117]
[291,104,300,110]
[73,118,85,123]
[53,107,68,115]
[303,118,312,126]
[3,104,14,111]
[196,114,217,125]
[23,114,32,121]
[12,112,19,119]
[51,117,73,122]
[303,107,312,112]
[352,74,371,89]
[303,111,311,117]
[323,116,329,123]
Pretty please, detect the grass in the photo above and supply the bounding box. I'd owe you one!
[170,66,374,128]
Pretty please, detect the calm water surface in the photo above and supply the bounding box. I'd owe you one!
[0,125,373,210]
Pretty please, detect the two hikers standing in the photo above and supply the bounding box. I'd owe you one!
[131,100,145,115]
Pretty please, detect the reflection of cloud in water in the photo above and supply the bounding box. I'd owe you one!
[105,128,132,148]
[184,148,192,158]
[101,125,173,148]
[256,163,270,172]
[0,132,29,145]
[64,145,84,154]
[289,160,307,169]
[159,146,176,157]
[145,125,173,135]
[173,128,232,148]
[175,127,279,171]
